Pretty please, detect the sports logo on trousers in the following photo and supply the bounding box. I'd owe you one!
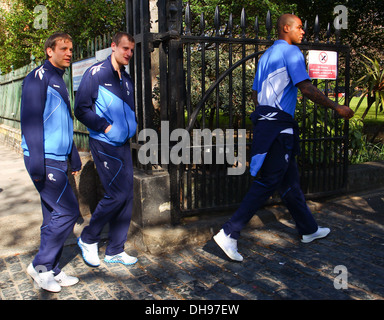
[104,161,109,170]
[285,154,289,163]
[48,173,56,181]
[258,112,278,121]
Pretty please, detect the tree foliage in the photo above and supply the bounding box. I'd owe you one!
[293,0,384,81]
[0,0,126,72]
[1,0,383,83]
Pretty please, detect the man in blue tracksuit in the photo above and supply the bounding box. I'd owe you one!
[213,14,354,262]
[21,32,81,292]
[74,32,138,267]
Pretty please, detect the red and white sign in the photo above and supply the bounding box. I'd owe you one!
[308,50,338,80]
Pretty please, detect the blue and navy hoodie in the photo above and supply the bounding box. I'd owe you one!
[20,60,81,181]
[74,55,137,146]
[249,105,300,177]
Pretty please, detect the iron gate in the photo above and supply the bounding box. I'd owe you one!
[126,0,350,223]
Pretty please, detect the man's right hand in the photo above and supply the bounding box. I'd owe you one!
[334,105,354,120]
[105,124,112,133]
[297,80,355,121]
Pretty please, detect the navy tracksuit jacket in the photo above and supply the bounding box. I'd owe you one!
[20,60,81,275]
[222,106,318,239]
[74,55,137,256]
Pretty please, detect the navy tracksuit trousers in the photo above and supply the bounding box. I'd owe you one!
[24,157,80,276]
[80,138,133,256]
[223,133,318,239]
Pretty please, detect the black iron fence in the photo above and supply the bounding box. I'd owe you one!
[126,0,350,223]
[0,1,351,224]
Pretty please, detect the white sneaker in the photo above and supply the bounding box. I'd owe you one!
[27,263,61,293]
[104,252,138,265]
[301,227,331,243]
[213,229,243,262]
[54,271,79,287]
[77,237,100,267]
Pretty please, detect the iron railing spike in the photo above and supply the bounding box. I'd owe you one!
[314,14,320,43]
[266,10,272,40]
[228,13,233,37]
[214,6,220,36]
[185,3,191,35]
[254,16,259,39]
[241,8,247,37]
[199,12,205,36]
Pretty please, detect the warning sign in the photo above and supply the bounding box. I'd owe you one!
[308,50,338,80]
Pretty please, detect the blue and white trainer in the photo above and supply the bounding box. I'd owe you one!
[104,252,138,265]
[77,237,100,267]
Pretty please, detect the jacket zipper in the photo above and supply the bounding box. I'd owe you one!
[120,77,130,140]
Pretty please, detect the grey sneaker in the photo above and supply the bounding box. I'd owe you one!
[301,227,331,243]
[213,229,243,262]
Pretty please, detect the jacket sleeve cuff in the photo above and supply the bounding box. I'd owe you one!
[69,143,82,172]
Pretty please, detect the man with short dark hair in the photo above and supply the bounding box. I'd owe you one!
[75,32,138,267]
[213,14,354,262]
[21,32,81,292]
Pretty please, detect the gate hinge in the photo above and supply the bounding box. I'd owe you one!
[150,31,181,49]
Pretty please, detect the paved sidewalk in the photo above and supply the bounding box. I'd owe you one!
[0,143,383,300]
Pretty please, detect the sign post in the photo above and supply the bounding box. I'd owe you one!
[308,50,338,80]
[72,57,96,91]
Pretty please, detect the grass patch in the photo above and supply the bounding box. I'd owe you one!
[349,96,384,125]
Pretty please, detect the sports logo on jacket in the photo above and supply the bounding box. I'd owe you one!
[125,81,130,96]
[35,66,45,80]
[90,63,104,76]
